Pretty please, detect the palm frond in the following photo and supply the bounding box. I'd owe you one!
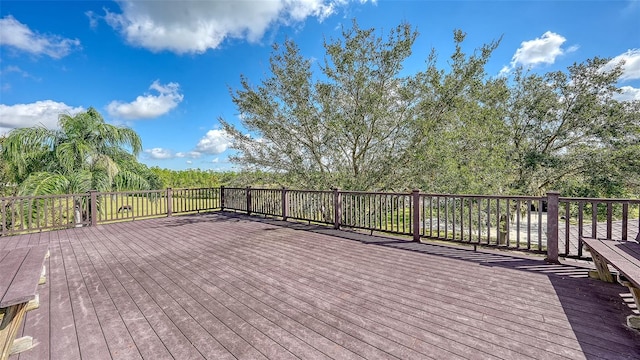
[91,154,120,185]
[67,170,93,194]
[90,168,114,193]
[114,170,150,191]
[2,126,58,179]
[19,172,70,196]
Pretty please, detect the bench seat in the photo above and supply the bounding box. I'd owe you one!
[582,238,640,329]
[0,245,49,360]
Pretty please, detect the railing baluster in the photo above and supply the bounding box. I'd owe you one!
[496,199,501,246]
[516,199,521,248]
[578,202,584,257]
[564,202,570,256]
[607,202,613,239]
[592,201,598,239]
[537,199,542,251]
[622,202,628,241]
[527,200,532,250]
[486,199,491,244]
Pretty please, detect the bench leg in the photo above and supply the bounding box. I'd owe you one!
[0,303,28,360]
[619,280,640,329]
[626,287,640,329]
[591,252,615,283]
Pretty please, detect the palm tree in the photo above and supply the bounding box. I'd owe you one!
[2,108,151,225]
[2,107,148,194]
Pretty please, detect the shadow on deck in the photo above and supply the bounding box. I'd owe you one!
[3,211,639,360]
[219,212,640,359]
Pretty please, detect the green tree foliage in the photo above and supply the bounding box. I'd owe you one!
[409,30,510,194]
[1,107,155,195]
[505,59,640,196]
[150,167,237,189]
[221,20,419,190]
[221,20,640,196]
[0,135,17,197]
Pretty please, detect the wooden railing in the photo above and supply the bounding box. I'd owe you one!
[222,187,640,263]
[3,186,639,263]
[418,193,549,252]
[0,188,220,234]
[0,193,90,235]
[558,197,640,258]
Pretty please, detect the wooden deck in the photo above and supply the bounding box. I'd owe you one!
[2,212,639,359]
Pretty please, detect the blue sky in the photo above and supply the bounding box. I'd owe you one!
[1,0,639,171]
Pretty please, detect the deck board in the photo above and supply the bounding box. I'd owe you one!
[4,212,640,359]
[178,221,611,359]
[47,231,81,360]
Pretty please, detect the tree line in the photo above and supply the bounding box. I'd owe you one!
[2,20,638,199]
[0,110,241,197]
[220,20,640,197]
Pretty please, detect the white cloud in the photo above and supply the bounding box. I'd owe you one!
[501,31,576,74]
[144,147,174,159]
[1,65,40,82]
[195,129,232,155]
[186,160,193,164]
[603,49,640,81]
[86,11,99,29]
[104,0,370,54]
[1,65,27,77]
[107,80,183,119]
[614,86,640,102]
[0,100,84,135]
[0,15,80,58]
[176,151,202,159]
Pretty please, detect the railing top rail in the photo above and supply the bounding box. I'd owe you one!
[101,190,165,195]
[172,187,221,191]
[340,190,411,196]
[224,187,334,194]
[420,193,545,200]
[0,193,88,201]
[288,189,335,194]
[559,197,640,203]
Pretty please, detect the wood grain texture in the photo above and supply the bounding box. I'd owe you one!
[583,238,640,287]
[0,245,48,308]
[2,214,639,359]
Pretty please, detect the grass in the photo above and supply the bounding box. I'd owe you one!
[1,193,220,234]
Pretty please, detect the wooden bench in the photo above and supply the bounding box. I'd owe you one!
[582,238,640,329]
[0,245,49,360]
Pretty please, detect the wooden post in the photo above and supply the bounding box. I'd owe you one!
[546,191,560,264]
[333,188,342,230]
[166,188,173,217]
[246,186,252,215]
[281,187,288,221]
[412,189,420,242]
[89,190,98,227]
[622,202,628,241]
[220,186,225,211]
[1,198,5,234]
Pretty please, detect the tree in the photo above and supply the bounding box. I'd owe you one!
[0,135,17,197]
[220,20,640,197]
[221,20,419,190]
[504,58,640,196]
[1,107,149,195]
[408,30,509,194]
